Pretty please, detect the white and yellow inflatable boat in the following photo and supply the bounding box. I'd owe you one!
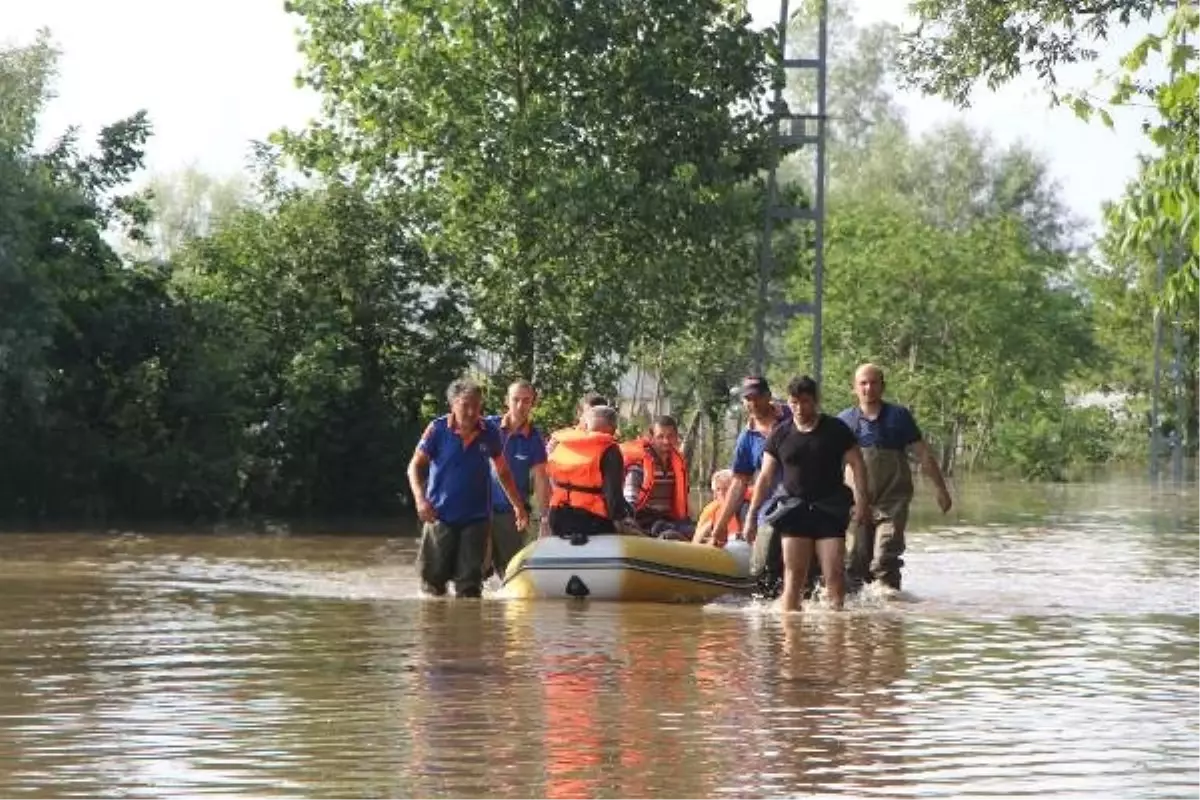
[501,534,753,603]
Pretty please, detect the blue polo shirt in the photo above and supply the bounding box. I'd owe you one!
[486,414,547,513]
[731,404,792,524]
[837,402,922,451]
[417,414,504,526]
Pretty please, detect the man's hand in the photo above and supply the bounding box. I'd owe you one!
[416,498,437,523]
[851,503,871,526]
[538,516,551,538]
[515,507,530,530]
[936,487,952,513]
[743,520,758,544]
[617,518,645,536]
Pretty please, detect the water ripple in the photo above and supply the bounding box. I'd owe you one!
[0,480,1196,798]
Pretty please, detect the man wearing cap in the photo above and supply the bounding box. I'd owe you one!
[710,376,792,592]
[838,363,952,593]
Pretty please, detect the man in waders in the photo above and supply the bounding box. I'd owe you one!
[407,379,528,598]
[837,363,952,593]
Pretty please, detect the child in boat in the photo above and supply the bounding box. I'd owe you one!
[692,469,742,546]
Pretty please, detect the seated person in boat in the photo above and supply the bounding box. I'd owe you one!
[575,391,610,428]
[546,405,637,538]
[693,469,743,545]
[621,415,694,541]
[546,391,611,456]
[742,376,871,612]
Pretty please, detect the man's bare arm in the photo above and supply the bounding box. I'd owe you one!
[911,440,952,512]
[492,455,529,527]
[711,474,749,543]
[743,455,779,534]
[407,450,436,522]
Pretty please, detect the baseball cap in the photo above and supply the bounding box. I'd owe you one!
[740,376,770,398]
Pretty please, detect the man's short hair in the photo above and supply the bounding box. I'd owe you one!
[577,391,609,414]
[508,378,536,397]
[586,405,619,431]
[651,414,678,432]
[785,375,819,400]
[447,378,483,404]
[710,468,734,491]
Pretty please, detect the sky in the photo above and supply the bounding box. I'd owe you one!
[2,0,1163,237]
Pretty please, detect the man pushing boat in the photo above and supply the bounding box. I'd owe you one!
[407,379,527,597]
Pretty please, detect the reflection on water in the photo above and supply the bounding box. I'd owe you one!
[0,478,1196,798]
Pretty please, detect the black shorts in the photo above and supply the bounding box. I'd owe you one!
[772,502,848,540]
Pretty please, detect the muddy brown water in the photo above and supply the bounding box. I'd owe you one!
[1,478,1196,798]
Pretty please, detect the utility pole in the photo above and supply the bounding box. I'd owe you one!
[751,0,829,385]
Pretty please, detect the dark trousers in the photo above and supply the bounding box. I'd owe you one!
[548,507,615,537]
[488,509,528,580]
[416,519,490,597]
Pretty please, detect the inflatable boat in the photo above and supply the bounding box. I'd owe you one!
[501,533,754,603]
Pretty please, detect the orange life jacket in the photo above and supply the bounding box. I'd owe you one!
[546,428,616,519]
[619,438,690,520]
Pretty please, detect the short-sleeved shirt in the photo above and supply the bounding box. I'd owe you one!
[764,414,858,501]
[836,402,922,452]
[731,404,792,523]
[486,414,547,513]
[418,414,504,526]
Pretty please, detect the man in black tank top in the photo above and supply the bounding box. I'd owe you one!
[743,376,871,612]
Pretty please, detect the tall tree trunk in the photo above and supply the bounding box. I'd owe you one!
[509,0,535,383]
[681,404,702,467]
[651,341,667,417]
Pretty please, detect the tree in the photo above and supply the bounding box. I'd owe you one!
[0,28,57,153]
[895,0,1198,313]
[0,34,170,522]
[780,123,1099,477]
[896,0,1163,106]
[123,166,253,261]
[782,0,909,177]
[277,0,778,411]
[175,176,474,514]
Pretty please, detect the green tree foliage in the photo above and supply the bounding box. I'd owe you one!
[896,0,1198,314]
[782,121,1102,479]
[175,177,473,515]
[0,35,472,523]
[123,166,253,261]
[3,2,1181,527]
[0,36,166,522]
[277,0,778,412]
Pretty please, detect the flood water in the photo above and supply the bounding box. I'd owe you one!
[1,478,1196,798]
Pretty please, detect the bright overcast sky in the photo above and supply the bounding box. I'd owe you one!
[2,0,1160,236]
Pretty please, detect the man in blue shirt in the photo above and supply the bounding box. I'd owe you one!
[485,379,550,580]
[407,379,527,598]
[838,363,952,593]
[710,376,792,591]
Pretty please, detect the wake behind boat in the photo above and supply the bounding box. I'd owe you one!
[502,534,754,603]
